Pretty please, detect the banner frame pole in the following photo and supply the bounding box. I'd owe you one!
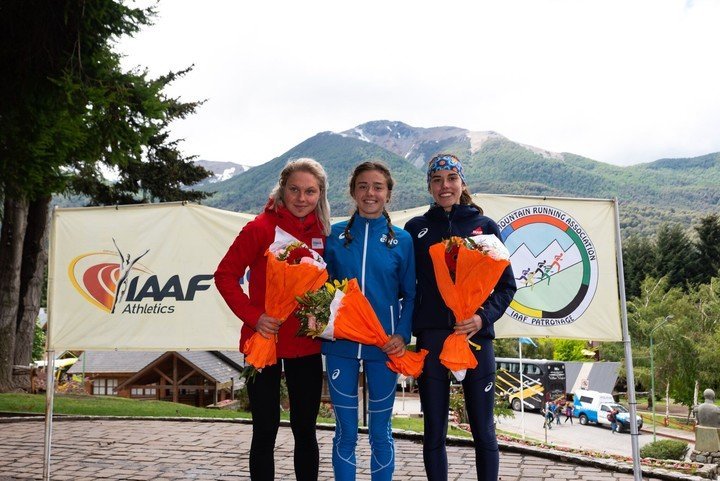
[518,339,526,439]
[42,349,55,481]
[471,192,617,204]
[43,206,58,481]
[613,198,642,481]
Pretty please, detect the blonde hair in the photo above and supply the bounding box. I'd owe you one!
[269,158,331,235]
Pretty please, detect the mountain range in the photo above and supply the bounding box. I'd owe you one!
[198,120,720,237]
[192,160,252,186]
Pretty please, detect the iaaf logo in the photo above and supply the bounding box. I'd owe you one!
[68,238,213,314]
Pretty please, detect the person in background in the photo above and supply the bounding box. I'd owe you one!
[215,158,331,481]
[555,400,562,425]
[404,154,517,481]
[323,161,416,481]
[564,400,574,424]
[608,407,619,433]
[543,401,554,430]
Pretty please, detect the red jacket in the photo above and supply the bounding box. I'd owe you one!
[214,201,326,358]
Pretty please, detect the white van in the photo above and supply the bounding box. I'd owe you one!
[572,389,643,433]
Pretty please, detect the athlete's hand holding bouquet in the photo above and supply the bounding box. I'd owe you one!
[242,239,328,370]
[429,234,510,381]
[295,278,428,378]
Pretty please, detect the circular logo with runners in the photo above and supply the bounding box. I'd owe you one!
[497,205,599,326]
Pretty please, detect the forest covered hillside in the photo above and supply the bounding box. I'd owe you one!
[199,121,719,237]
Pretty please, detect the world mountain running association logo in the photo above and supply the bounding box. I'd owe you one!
[498,205,599,327]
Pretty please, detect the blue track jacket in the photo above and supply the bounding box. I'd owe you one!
[404,203,517,341]
[322,215,416,361]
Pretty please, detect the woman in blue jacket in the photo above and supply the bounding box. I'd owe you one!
[323,161,416,481]
[404,154,517,481]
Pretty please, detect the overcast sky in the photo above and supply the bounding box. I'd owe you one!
[118,0,720,167]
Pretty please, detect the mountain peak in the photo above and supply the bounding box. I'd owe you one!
[339,120,510,167]
[193,160,250,185]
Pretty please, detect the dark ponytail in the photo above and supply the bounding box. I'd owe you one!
[381,208,396,248]
[343,210,358,247]
[459,188,483,215]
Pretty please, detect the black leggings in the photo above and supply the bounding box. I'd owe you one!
[417,330,499,481]
[247,353,323,481]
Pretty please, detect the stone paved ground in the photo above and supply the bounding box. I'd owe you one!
[0,418,698,480]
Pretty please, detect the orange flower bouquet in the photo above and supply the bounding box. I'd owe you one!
[242,239,328,370]
[296,278,428,378]
[429,234,510,381]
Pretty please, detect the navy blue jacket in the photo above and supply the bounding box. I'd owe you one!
[404,203,517,341]
[322,215,415,361]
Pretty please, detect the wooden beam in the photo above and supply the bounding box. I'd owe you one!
[153,367,173,384]
[173,354,178,403]
[178,369,197,385]
[132,384,210,390]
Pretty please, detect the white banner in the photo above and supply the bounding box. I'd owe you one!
[48,195,622,351]
[48,203,254,351]
[391,194,622,341]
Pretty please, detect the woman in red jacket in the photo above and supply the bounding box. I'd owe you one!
[215,158,331,481]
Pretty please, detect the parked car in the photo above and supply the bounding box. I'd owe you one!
[573,389,643,433]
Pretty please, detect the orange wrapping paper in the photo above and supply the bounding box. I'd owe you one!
[242,251,328,370]
[428,242,509,375]
[332,279,428,378]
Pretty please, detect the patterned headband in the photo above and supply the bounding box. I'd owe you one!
[426,154,466,185]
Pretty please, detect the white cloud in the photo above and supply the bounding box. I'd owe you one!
[118,0,720,166]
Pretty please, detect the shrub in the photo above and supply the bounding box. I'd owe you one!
[318,402,334,420]
[640,440,689,460]
[235,374,289,412]
[494,397,515,421]
[56,379,87,395]
[449,386,468,424]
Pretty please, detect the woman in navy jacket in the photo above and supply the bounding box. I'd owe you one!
[323,161,415,481]
[404,154,516,481]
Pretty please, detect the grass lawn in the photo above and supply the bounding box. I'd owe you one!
[638,412,695,432]
[0,393,474,437]
[0,393,444,435]
[392,416,471,438]
[620,395,696,432]
[0,393,252,419]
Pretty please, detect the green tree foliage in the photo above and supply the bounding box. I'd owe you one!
[626,276,720,410]
[626,277,685,394]
[686,279,720,397]
[693,213,720,284]
[535,338,555,360]
[620,214,720,296]
[0,0,209,392]
[32,323,46,362]
[493,338,541,358]
[622,236,658,298]
[654,223,700,291]
[552,339,588,361]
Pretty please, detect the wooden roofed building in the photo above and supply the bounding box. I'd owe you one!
[67,350,245,407]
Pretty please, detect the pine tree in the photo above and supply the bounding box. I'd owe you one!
[0,1,210,391]
[654,224,699,291]
[692,213,720,284]
[622,236,658,298]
